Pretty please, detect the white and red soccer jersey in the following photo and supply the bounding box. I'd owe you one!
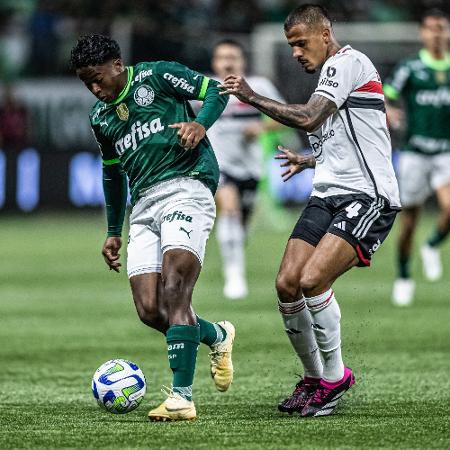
[207,76,284,180]
[309,45,401,208]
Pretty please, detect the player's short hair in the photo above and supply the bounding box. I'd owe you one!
[70,34,121,70]
[212,39,246,55]
[421,8,449,25]
[284,4,332,32]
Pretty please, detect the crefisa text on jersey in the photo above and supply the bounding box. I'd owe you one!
[134,69,153,83]
[114,118,164,155]
[163,72,195,93]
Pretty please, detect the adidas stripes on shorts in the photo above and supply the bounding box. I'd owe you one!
[290,194,398,267]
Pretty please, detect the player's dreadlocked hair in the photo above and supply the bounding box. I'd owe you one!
[70,34,121,70]
[284,4,332,32]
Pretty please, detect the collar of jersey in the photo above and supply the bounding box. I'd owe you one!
[111,66,134,105]
[419,49,450,71]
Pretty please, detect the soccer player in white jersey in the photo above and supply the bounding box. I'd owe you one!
[209,39,286,299]
[221,4,400,417]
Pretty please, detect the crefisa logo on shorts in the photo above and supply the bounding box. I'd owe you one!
[162,210,193,223]
[134,84,155,107]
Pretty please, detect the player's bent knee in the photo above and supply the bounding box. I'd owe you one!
[299,269,325,297]
[275,272,301,302]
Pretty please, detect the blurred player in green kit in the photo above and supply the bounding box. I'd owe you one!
[385,10,450,306]
[71,34,235,421]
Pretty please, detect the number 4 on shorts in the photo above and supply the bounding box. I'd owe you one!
[345,202,362,219]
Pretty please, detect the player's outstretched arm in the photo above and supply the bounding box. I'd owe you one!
[101,163,127,272]
[275,145,315,182]
[169,81,228,150]
[219,75,336,132]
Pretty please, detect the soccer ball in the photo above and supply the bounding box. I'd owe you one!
[92,359,146,414]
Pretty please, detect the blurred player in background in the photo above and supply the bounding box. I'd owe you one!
[385,9,450,306]
[221,4,400,417]
[71,34,235,422]
[208,39,286,299]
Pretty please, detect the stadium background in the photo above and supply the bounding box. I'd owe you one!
[1,1,449,449]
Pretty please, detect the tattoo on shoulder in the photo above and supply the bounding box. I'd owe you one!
[308,95,338,127]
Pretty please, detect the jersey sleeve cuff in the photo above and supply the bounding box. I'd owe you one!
[197,77,210,100]
[313,90,341,109]
[107,228,122,237]
[103,158,121,166]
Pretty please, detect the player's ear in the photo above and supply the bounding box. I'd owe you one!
[322,28,331,44]
[112,58,125,72]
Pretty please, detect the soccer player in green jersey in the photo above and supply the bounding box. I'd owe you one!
[70,34,235,421]
[385,10,450,306]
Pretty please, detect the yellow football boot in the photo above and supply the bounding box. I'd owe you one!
[209,321,235,392]
[148,387,196,422]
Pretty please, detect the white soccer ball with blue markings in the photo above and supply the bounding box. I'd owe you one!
[92,359,146,414]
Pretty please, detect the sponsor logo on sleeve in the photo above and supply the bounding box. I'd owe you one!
[163,72,195,93]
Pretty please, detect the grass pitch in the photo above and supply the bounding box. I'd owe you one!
[0,210,449,449]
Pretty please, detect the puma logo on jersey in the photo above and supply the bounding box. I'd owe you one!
[179,226,193,239]
[163,73,195,93]
[114,118,164,155]
[162,210,193,223]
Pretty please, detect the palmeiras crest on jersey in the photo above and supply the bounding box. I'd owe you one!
[116,103,129,121]
[134,85,155,107]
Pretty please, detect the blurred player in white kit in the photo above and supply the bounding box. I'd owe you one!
[208,39,286,299]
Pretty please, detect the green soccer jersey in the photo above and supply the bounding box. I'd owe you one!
[90,61,224,205]
[384,49,450,154]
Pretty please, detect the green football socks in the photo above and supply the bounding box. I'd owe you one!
[427,228,448,248]
[166,324,200,401]
[197,316,227,347]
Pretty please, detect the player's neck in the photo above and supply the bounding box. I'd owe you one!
[327,41,341,59]
[113,68,130,101]
[425,47,448,60]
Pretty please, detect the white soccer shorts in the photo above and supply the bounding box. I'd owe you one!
[398,151,450,207]
[127,177,216,278]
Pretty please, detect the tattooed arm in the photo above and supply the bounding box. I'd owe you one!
[219,74,337,132]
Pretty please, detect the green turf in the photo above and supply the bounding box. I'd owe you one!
[0,210,449,449]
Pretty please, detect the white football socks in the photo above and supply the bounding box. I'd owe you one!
[278,298,323,379]
[305,289,344,382]
[217,214,245,277]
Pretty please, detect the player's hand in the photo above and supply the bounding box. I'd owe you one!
[102,236,122,273]
[219,75,255,103]
[274,145,316,182]
[386,105,404,130]
[169,122,206,150]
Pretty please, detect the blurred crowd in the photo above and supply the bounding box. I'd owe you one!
[0,0,449,79]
